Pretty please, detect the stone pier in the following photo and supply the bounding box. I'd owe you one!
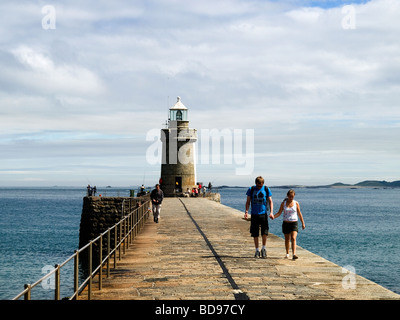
[82,197,400,300]
[78,195,149,255]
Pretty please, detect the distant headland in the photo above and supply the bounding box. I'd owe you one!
[218,180,400,189]
[273,180,400,189]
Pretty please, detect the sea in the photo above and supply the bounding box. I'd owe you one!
[0,186,399,300]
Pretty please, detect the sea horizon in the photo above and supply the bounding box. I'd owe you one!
[1,178,399,189]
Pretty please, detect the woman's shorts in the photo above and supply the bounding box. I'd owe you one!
[282,221,298,234]
[250,214,269,237]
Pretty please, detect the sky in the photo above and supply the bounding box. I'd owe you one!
[0,0,399,187]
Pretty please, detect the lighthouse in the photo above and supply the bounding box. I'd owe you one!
[160,97,197,196]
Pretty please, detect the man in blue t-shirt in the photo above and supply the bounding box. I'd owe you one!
[245,176,274,258]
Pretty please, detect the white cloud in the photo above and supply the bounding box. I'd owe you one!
[286,7,324,23]
[10,45,105,95]
[0,0,399,186]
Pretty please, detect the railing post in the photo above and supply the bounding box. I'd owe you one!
[142,205,145,228]
[124,218,127,253]
[88,241,92,300]
[130,211,134,244]
[119,222,122,260]
[99,234,103,290]
[55,264,60,300]
[128,213,131,246]
[133,208,136,238]
[74,250,79,300]
[138,206,141,230]
[114,225,117,268]
[127,216,130,249]
[24,284,31,300]
[133,209,136,239]
[127,212,130,245]
[135,209,138,237]
[107,228,111,277]
[140,205,144,229]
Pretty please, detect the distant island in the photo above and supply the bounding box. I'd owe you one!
[281,180,400,189]
[217,180,400,189]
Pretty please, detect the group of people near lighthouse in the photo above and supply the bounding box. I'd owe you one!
[150,175,305,260]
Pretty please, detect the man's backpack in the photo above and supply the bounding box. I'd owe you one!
[249,185,270,212]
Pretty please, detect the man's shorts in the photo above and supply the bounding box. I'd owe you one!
[250,214,269,237]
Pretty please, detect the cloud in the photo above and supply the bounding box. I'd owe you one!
[0,0,399,186]
[286,6,324,23]
[10,45,104,95]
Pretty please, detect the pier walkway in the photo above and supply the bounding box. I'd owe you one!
[85,197,399,300]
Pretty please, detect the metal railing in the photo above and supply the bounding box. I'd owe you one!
[12,198,151,300]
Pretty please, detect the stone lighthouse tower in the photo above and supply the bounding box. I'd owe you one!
[160,97,197,196]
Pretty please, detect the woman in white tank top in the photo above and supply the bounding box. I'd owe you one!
[283,199,298,222]
[273,189,305,260]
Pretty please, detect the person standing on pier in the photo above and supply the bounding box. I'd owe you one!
[87,184,92,196]
[151,184,164,223]
[272,189,305,260]
[245,176,274,258]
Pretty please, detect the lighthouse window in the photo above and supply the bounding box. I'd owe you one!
[176,110,182,120]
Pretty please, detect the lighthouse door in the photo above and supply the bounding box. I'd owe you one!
[175,177,182,193]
